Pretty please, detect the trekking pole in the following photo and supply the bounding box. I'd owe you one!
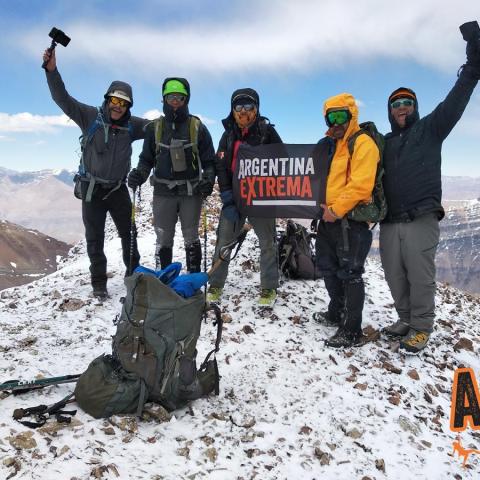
[203,206,208,273]
[0,374,81,395]
[129,187,137,276]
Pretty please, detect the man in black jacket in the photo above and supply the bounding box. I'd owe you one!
[207,88,282,307]
[380,31,480,352]
[128,78,216,273]
[43,49,147,300]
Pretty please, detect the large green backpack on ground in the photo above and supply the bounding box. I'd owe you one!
[75,272,222,417]
[347,121,387,224]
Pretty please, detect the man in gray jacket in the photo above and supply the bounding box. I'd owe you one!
[43,49,148,299]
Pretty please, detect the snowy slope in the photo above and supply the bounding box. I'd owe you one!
[0,184,479,480]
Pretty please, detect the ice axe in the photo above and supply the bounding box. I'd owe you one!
[41,27,71,70]
[207,223,252,277]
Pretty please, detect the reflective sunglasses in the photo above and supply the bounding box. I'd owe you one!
[233,103,256,112]
[325,109,351,127]
[109,96,129,108]
[165,93,186,102]
[390,98,414,109]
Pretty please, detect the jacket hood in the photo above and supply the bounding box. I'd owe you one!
[323,93,359,140]
[222,87,260,130]
[161,77,190,123]
[387,86,420,133]
[230,88,259,110]
[104,80,133,107]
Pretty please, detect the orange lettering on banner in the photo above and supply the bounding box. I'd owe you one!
[257,177,266,197]
[300,177,312,198]
[240,179,247,199]
[277,177,286,196]
[266,177,276,197]
[246,177,257,205]
[287,177,301,196]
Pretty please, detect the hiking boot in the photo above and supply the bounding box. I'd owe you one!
[258,289,277,308]
[92,286,109,301]
[207,287,223,303]
[312,309,345,327]
[325,327,363,348]
[383,320,410,338]
[399,329,430,353]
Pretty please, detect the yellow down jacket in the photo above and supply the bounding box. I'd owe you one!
[323,93,379,218]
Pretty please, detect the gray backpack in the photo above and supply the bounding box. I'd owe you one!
[75,272,222,417]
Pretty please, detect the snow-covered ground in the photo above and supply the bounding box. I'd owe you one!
[0,185,479,480]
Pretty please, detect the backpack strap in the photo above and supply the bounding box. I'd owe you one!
[154,116,165,153]
[12,392,76,429]
[258,118,270,144]
[347,129,365,158]
[199,303,223,369]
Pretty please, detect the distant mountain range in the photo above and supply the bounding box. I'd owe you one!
[437,199,480,295]
[0,167,478,294]
[0,167,82,244]
[0,219,71,290]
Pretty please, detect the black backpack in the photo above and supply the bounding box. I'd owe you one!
[278,220,316,280]
[347,121,387,224]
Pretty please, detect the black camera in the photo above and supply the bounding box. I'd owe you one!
[42,27,71,69]
[460,21,480,42]
[48,27,71,47]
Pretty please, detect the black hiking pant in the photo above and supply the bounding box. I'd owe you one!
[315,219,372,333]
[81,184,140,290]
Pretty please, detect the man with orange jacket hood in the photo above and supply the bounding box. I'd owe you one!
[314,93,379,348]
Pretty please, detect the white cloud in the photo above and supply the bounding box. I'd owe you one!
[16,0,478,78]
[143,109,161,120]
[0,113,76,133]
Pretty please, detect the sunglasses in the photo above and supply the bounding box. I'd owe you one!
[390,98,414,109]
[233,103,256,112]
[109,96,129,108]
[325,109,351,127]
[165,93,186,102]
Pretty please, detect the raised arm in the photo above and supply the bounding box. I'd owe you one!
[42,48,97,131]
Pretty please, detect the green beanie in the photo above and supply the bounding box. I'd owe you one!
[163,79,188,97]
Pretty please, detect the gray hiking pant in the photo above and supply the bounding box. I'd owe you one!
[152,195,203,248]
[379,213,439,332]
[209,211,279,290]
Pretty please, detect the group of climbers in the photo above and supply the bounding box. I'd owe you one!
[42,26,480,353]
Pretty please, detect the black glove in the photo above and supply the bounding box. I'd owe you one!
[128,168,147,189]
[466,37,480,67]
[220,190,240,224]
[196,179,214,198]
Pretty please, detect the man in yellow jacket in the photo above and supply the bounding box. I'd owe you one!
[314,93,379,348]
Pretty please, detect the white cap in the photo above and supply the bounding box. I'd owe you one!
[108,90,131,104]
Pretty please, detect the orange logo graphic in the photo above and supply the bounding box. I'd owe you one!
[452,436,480,468]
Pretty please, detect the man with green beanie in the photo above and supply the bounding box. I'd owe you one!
[128,78,216,272]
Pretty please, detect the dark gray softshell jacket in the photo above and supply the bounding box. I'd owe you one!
[46,68,148,183]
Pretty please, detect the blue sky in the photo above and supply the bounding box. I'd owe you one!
[0,0,479,176]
